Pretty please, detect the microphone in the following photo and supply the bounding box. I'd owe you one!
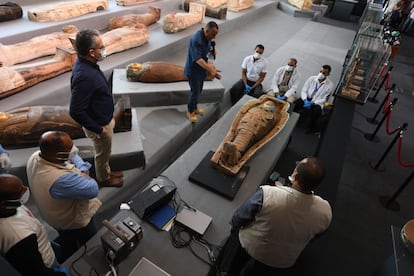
[210,41,216,60]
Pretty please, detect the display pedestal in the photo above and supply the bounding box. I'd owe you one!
[189,151,249,200]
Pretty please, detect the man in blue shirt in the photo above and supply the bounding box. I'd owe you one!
[26,131,102,262]
[184,21,221,123]
[0,144,11,174]
[70,29,123,188]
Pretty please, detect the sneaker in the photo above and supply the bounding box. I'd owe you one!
[194,108,204,115]
[186,111,198,122]
[98,177,123,188]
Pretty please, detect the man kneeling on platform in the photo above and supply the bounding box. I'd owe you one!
[228,157,332,275]
[26,131,102,262]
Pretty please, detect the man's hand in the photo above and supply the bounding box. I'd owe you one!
[303,100,313,109]
[215,69,222,80]
[244,84,252,94]
[0,153,11,169]
[276,95,287,101]
[96,127,108,139]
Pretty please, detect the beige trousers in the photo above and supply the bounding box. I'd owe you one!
[83,118,115,182]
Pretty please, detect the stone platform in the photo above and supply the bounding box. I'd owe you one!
[112,69,224,106]
[8,108,145,185]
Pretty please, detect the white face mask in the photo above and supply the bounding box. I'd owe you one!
[288,175,294,183]
[317,72,326,80]
[5,188,30,210]
[96,48,106,62]
[19,188,30,205]
[68,145,79,160]
[253,52,262,59]
[286,65,295,72]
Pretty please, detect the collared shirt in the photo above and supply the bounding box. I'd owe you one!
[300,75,334,107]
[241,55,268,82]
[184,28,211,80]
[49,154,98,200]
[70,57,114,134]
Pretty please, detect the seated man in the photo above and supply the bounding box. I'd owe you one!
[0,174,67,275]
[267,57,301,103]
[293,65,334,133]
[230,44,267,104]
[26,131,101,262]
[229,157,332,275]
[0,144,11,174]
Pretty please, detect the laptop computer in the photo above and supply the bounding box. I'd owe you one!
[174,207,212,237]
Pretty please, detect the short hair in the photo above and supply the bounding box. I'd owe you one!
[255,44,264,51]
[205,21,219,31]
[75,29,100,56]
[322,65,331,73]
[296,157,325,191]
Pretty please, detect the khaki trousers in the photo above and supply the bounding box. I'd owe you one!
[83,118,115,182]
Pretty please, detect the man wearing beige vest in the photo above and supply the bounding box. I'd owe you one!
[229,157,332,275]
[26,131,101,262]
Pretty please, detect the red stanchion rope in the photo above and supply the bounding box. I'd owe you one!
[384,72,391,90]
[397,134,414,167]
[382,94,391,113]
[384,106,400,135]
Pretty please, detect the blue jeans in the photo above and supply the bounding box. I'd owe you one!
[187,77,204,113]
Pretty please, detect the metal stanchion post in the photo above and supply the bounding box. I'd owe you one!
[364,98,398,143]
[367,66,393,104]
[380,170,414,211]
[369,123,408,171]
[367,83,395,125]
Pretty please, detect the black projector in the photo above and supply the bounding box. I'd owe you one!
[129,176,177,219]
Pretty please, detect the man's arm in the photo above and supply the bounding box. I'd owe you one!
[270,68,282,93]
[301,77,312,100]
[230,187,263,229]
[252,71,266,89]
[49,173,99,200]
[313,81,334,106]
[6,234,66,276]
[195,58,220,78]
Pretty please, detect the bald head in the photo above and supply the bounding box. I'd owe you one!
[294,157,325,192]
[39,131,73,163]
[0,174,27,217]
[0,174,26,201]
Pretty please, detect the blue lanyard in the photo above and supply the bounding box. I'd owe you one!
[311,82,324,98]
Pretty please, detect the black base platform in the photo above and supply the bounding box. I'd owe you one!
[188,151,249,200]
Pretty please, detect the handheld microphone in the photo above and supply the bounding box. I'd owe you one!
[210,41,216,60]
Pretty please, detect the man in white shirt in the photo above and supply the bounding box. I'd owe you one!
[267,57,301,103]
[293,65,334,133]
[230,44,267,104]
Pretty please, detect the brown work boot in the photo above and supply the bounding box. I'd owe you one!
[98,177,123,188]
[110,171,124,178]
[194,108,204,115]
[186,111,198,123]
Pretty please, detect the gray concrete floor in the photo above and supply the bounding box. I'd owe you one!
[4,1,414,275]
